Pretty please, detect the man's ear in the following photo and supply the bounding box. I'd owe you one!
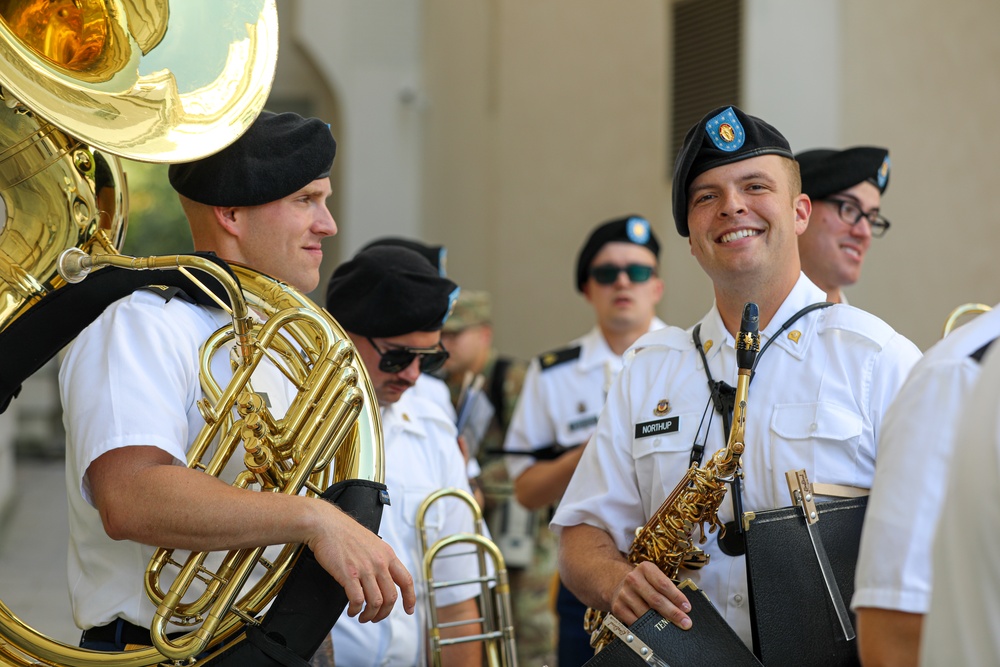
[793,194,812,236]
[212,206,241,236]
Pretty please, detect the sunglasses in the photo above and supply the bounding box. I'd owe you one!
[366,337,450,374]
[588,263,656,285]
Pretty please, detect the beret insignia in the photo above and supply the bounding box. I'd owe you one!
[706,107,746,152]
[877,155,891,190]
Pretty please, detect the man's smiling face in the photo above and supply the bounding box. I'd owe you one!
[686,154,810,291]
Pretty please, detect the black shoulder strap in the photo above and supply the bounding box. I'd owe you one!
[0,253,237,413]
[970,338,997,363]
[489,356,512,430]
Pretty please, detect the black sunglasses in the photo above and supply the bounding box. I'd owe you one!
[588,263,656,285]
[366,337,450,374]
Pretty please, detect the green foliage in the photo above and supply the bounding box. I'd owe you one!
[119,161,193,257]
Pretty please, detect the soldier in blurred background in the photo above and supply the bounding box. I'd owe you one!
[438,290,555,666]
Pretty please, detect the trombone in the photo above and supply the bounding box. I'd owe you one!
[417,488,518,667]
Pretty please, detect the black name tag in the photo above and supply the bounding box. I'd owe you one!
[569,415,599,432]
[634,417,680,439]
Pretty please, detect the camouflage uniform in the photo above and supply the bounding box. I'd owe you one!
[442,291,556,667]
[309,634,335,667]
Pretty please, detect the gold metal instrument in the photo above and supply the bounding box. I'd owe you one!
[942,302,992,337]
[0,2,386,665]
[417,488,518,667]
[584,302,760,653]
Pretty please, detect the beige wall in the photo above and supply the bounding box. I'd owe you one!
[419,0,1000,358]
[423,0,699,359]
[839,0,1000,348]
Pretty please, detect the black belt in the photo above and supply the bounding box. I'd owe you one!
[81,618,182,647]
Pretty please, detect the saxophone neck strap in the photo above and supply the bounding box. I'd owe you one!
[693,300,836,426]
[690,301,836,554]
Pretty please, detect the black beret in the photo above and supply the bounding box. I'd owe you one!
[575,215,660,292]
[168,111,336,207]
[672,105,794,237]
[325,246,460,338]
[796,146,890,201]
[360,237,447,276]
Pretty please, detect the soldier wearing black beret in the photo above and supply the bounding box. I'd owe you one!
[64,109,418,655]
[324,245,491,665]
[168,110,339,294]
[503,213,666,666]
[554,106,920,663]
[796,146,891,303]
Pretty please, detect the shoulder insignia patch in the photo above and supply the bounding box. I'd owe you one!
[138,285,197,304]
[539,345,581,370]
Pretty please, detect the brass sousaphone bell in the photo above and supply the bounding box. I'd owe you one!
[0,0,278,329]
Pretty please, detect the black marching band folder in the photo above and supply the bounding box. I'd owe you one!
[743,470,867,667]
[583,579,762,667]
[583,469,867,667]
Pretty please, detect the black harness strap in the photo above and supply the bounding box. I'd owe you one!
[0,252,236,413]
[489,356,513,431]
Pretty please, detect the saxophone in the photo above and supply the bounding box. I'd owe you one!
[584,302,760,651]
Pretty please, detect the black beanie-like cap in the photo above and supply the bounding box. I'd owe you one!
[325,246,459,338]
[168,111,336,207]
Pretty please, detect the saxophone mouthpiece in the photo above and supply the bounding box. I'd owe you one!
[737,302,760,370]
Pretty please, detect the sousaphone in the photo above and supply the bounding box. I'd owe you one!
[0,2,387,665]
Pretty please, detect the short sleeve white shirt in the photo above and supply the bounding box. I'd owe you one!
[920,338,1000,665]
[854,304,1000,613]
[552,274,921,645]
[503,319,666,482]
[59,290,296,631]
[330,389,486,667]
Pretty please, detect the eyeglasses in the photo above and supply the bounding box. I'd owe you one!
[821,197,891,238]
[588,263,656,285]
[366,337,450,374]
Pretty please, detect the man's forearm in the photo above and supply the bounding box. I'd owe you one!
[513,445,586,509]
[856,607,923,667]
[438,597,484,666]
[90,446,334,551]
[558,523,632,610]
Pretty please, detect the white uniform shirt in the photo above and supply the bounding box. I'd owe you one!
[330,389,485,667]
[552,274,921,645]
[920,339,1000,666]
[854,304,1000,614]
[59,290,295,631]
[503,319,666,482]
[410,374,481,479]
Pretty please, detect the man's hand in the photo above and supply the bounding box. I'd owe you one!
[610,561,692,629]
[308,505,416,623]
[560,525,692,630]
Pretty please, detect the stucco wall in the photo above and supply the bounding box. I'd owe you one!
[295,0,1000,356]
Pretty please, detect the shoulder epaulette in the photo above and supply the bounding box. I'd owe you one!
[139,285,199,305]
[970,337,997,364]
[820,304,896,349]
[538,345,581,370]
